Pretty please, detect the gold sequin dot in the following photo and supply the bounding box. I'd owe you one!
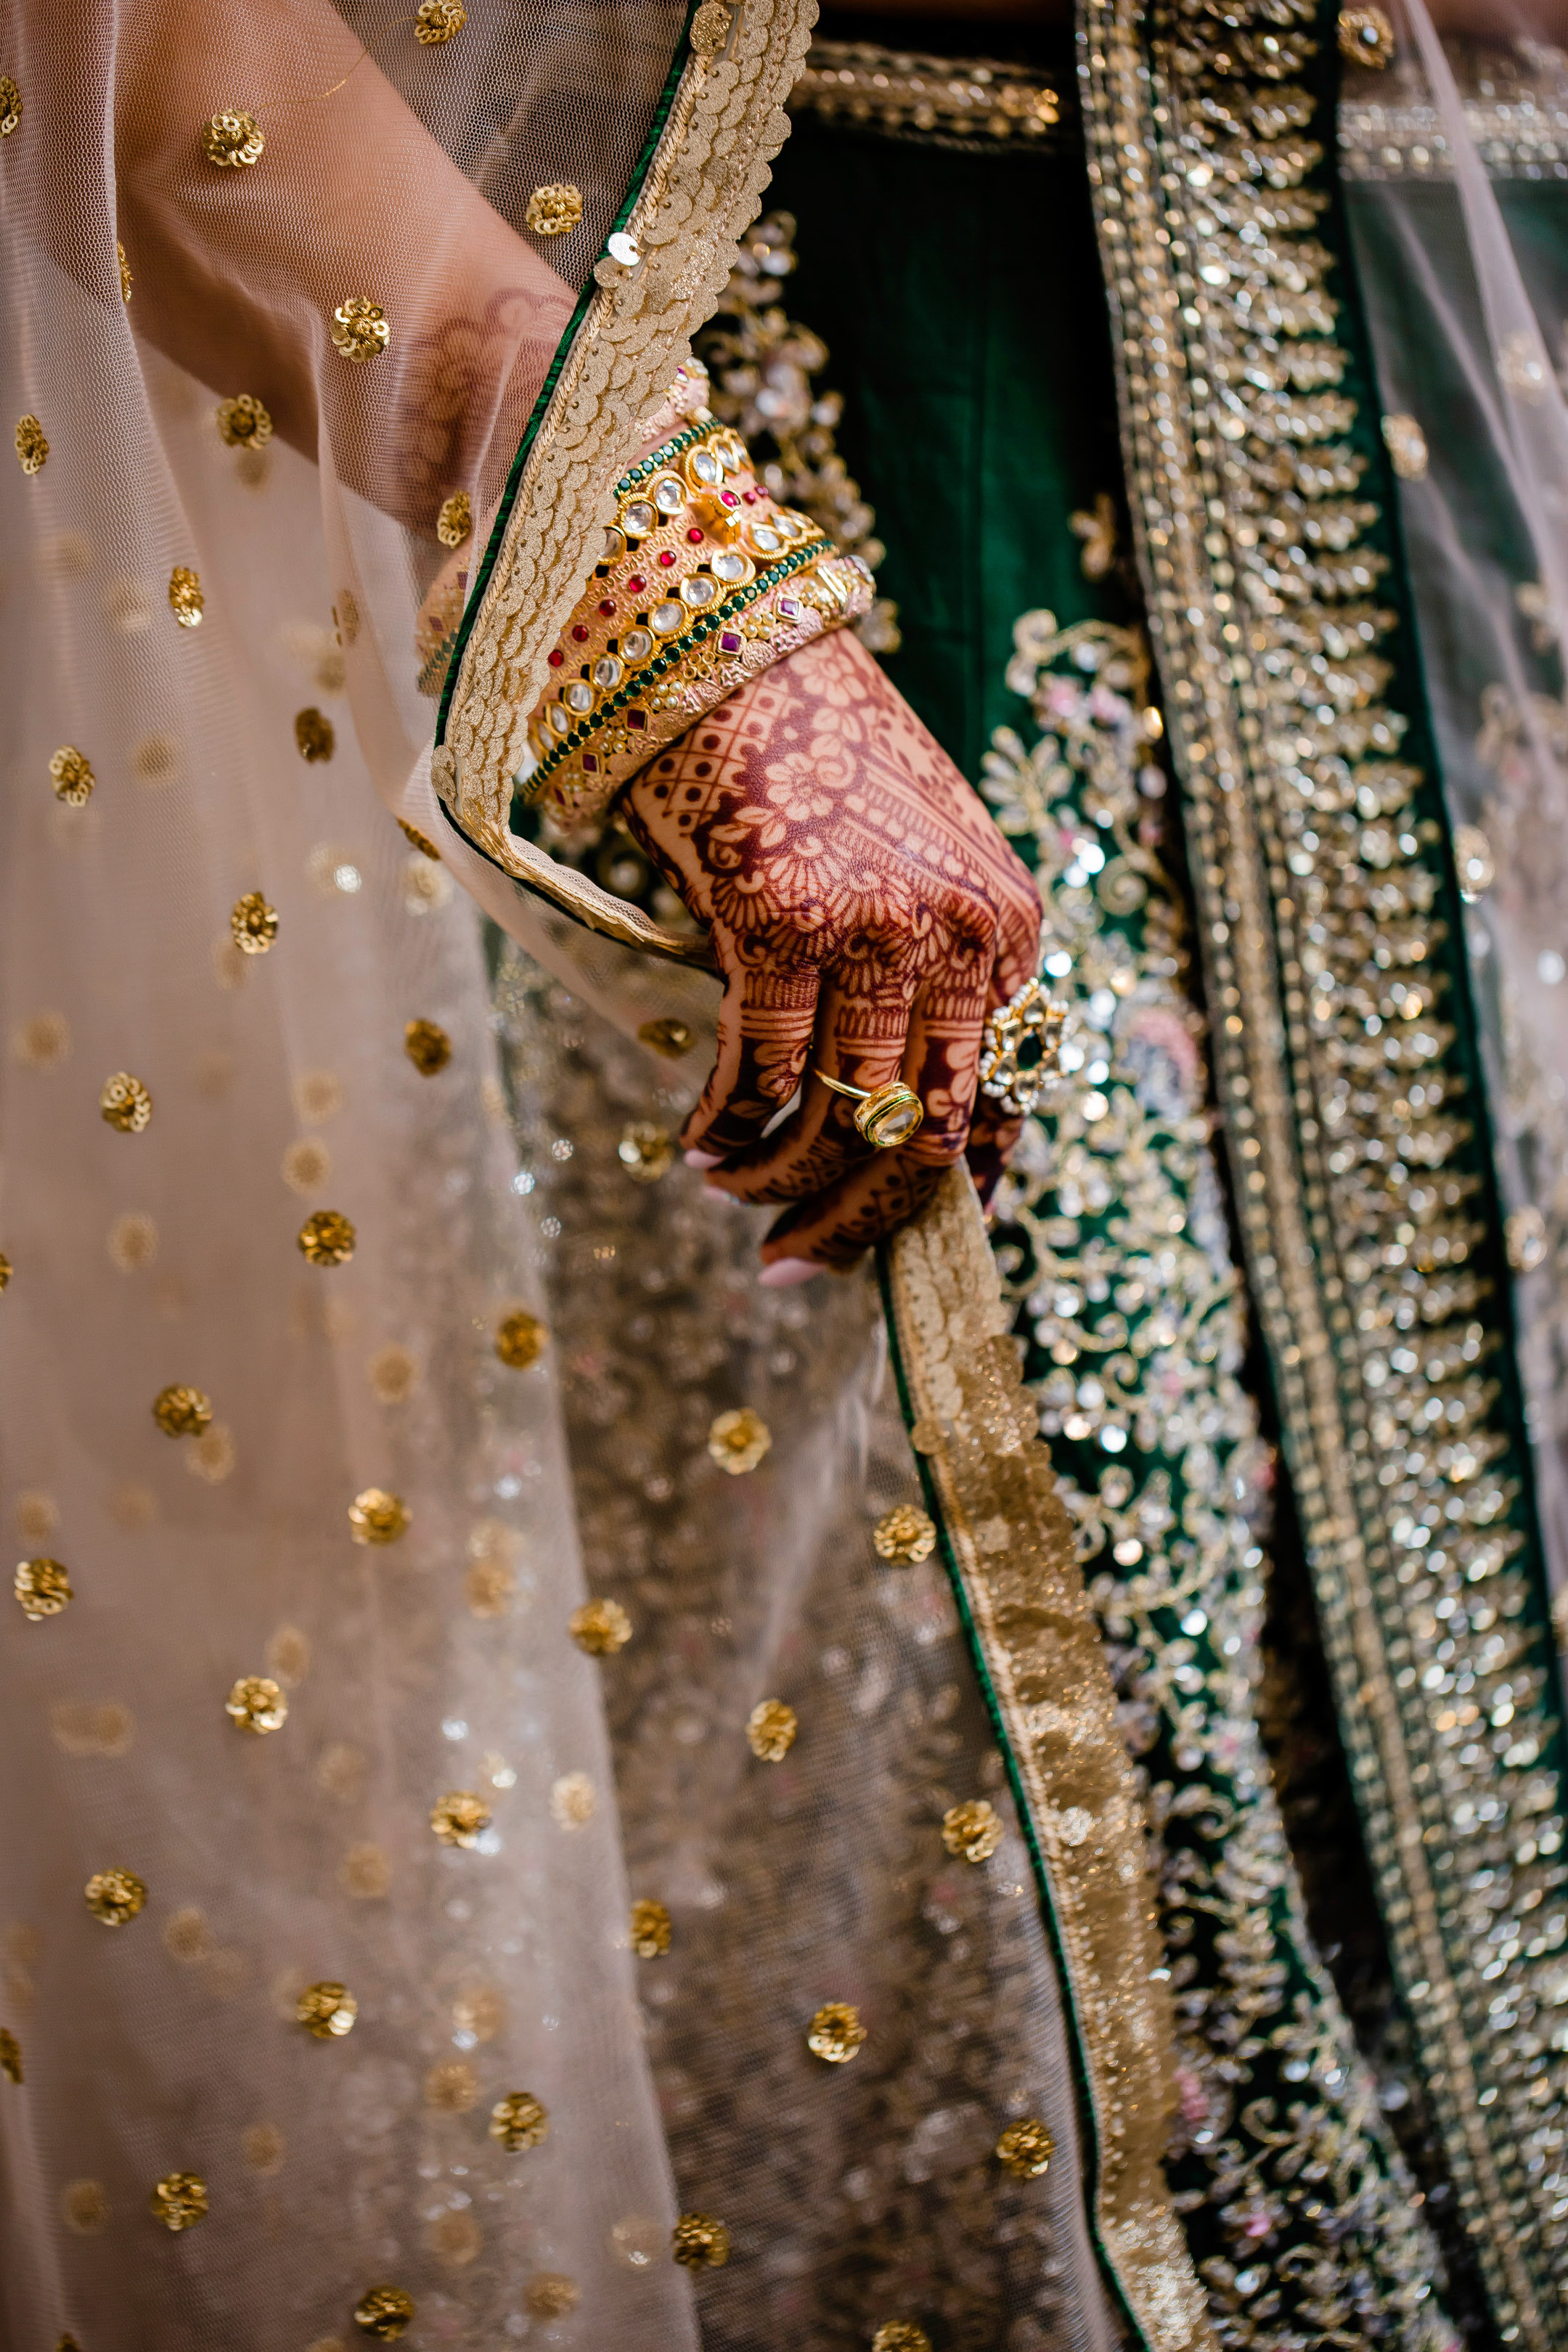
[550,1771,595,1829]
[152,1384,212,1438]
[15,1010,71,1069]
[203,108,263,166]
[618,1122,674,1183]
[101,1071,152,1132]
[436,490,471,547]
[0,75,21,136]
[84,1867,147,1926]
[525,182,584,238]
[424,2059,480,2111]
[49,746,92,805]
[216,393,272,449]
[494,1309,546,1369]
[489,2089,548,2149]
[430,1789,489,1847]
[15,1492,56,1543]
[873,1503,936,1564]
[942,1798,1004,1863]
[995,2116,1055,2178]
[295,706,335,762]
[299,1208,356,1265]
[340,1842,392,1899]
[569,1597,632,1657]
[0,2027,20,2083]
[415,0,466,38]
[118,241,131,301]
[15,415,47,474]
[297,1980,357,2038]
[465,1559,514,1617]
[163,1907,212,1963]
[108,1210,158,1271]
[638,1016,694,1058]
[332,297,389,364]
[689,0,732,56]
[132,730,180,784]
[398,817,441,859]
[168,566,204,627]
[15,1557,71,1620]
[348,1487,408,1545]
[1339,2,1395,63]
[525,2277,579,2319]
[630,1898,671,1958]
[231,891,278,953]
[0,1250,10,1291]
[873,2327,932,2352]
[709,1406,772,1474]
[152,2169,208,2229]
[62,2180,110,2234]
[404,1018,451,1076]
[226,1675,287,1734]
[807,2000,865,2064]
[282,1138,332,1196]
[746,1698,797,1763]
[671,2211,730,2270]
[242,2121,286,2173]
[354,2285,415,2340]
[1506,1204,1548,1275]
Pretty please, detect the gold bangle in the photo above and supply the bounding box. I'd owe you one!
[813,1069,924,1150]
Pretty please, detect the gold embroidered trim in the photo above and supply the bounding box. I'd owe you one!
[883,1167,1214,2352]
[438,0,817,873]
[791,38,1063,148]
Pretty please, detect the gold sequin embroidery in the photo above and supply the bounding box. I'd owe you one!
[117,241,131,301]
[708,1406,771,1474]
[331,298,389,363]
[806,2001,865,2064]
[297,1980,357,2038]
[489,2091,548,2150]
[152,1384,211,1438]
[15,415,47,474]
[637,1017,695,1058]
[403,1018,451,1075]
[568,1597,631,1656]
[84,1868,146,1926]
[100,1071,152,1132]
[941,1798,1004,1863]
[1338,3,1395,64]
[295,706,335,761]
[216,393,272,449]
[494,1309,546,1369]
[354,2285,415,2339]
[995,2117,1055,2178]
[298,1209,355,1265]
[629,1898,671,1957]
[231,891,278,953]
[524,182,583,238]
[151,2171,208,2230]
[550,1771,595,1828]
[49,746,95,809]
[203,109,263,166]
[873,1503,936,1564]
[398,817,441,859]
[225,1675,287,1735]
[436,490,471,547]
[0,76,20,136]
[168,566,204,627]
[525,2277,578,2318]
[429,1790,489,1847]
[0,2028,20,2083]
[348,1487,408,1545]
[872,2328,931,2352]
[415,0,465,38]
[671,2212,730,2269]
[15,1557,72,1620]
[746,1697,797,1762]
[617,1122,674,1183]
[1381,412,1429,481]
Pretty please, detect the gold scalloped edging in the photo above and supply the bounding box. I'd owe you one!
[436,0,816,873]
[883,1167,1216,2352]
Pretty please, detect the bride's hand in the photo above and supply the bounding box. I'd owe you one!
[621,629,1042,1277]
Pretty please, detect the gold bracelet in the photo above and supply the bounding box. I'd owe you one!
[813,1069,925,1150]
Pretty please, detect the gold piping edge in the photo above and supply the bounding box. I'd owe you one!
[1079,0,1563,2340]
[436,0,817,873]
[883,1167,1217,2352]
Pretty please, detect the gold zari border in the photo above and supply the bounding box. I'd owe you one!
[884,1169,1215,2352]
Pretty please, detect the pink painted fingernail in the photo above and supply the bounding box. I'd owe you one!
[758,1257,822,1288]
[685,1148,724,1169]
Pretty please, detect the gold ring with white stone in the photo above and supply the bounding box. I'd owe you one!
[978,976,1069,1119]
[813,1069,925,1149]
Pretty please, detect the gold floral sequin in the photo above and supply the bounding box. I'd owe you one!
[295,706,335,761]
[203,109,263,166]
[436,490,471,547]
[524,182,583,238]
[15,415,47,474]
[403,1018,451,1076]
[746,1697,797,1762]
[15,1557,71,1620]
[415,0,466,38]
[569,1597,631,1656]
[494,1309,546,1369]
[1338,2,1395,64]
[117,241,131,301]
[151,2171,208,2230]
[629,1898,671,1958]
[354,2285,415,2340]
[298,1209,356,1265]
[225,1675,287,1735]
[348,1487,408,1545]
[995,2116,1055,2178]
[332,298,389,364]
[430,1789,489,1847]
[0,75,20,136]
[806,2001,866,2064]
[216,393,272,449]
[708,1406,771,1474]
[489,2090,548,2150]
[231,891,278,954]
[296,1980,357,2038]
[84,1868,147,1926]
[152,1384,211,1438]
[617,1122,674,1183]
[0,2028,20,2083]
[671,2211,730,2269]
[941,1798,1004,1863]
[47,746,94,805]
[872,2327,931,2352]
[398,817,441,859]
[168,566,204,627]
[872,1503,936,1564]
[100,1071,152,1132]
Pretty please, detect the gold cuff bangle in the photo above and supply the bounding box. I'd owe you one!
[813,1069,924,1150]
